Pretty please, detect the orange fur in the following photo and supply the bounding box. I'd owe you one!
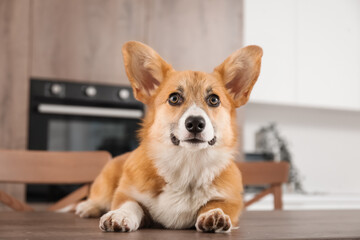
[204,161,244,226]
[76,41,262,233]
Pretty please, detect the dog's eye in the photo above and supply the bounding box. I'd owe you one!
[207,94,220,107]
[168,93,183,106]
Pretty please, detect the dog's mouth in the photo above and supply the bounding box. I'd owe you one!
[170,133,216,146]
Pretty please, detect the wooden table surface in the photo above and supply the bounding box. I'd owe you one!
[1,210,360,239]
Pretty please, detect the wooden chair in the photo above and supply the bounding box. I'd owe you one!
[237,162,290,210]
[0,150,110,211]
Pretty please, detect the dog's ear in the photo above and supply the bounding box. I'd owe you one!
[214,45,263,108]
[122,41,173,103]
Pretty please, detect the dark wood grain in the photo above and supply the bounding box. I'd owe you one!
[0,210,360,239]
[0,0,30,210]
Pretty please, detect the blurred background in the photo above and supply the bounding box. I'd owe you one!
[0,0,359,210]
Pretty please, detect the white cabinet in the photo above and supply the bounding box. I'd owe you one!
[244,0,297,105]
[244,0,360,111]
[297,0,360,110]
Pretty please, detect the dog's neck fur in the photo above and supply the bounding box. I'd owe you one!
[147,141,235,190]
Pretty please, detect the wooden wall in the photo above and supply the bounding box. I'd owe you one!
[147,0,243,72]
[31,0,148,84]
[0,0,244,210]
[31,0,244,83]
[0,0,30,210]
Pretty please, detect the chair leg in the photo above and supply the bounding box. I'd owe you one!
[272,184,283,210]
[47,184,90,212]
[244,187,273,208]
[0,190,33,211]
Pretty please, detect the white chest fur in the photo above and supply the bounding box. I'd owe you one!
[131,146,232,229]
[148,182,220,228]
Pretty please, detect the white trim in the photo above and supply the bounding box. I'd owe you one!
[245,193,360,211]
[38,104,142,119]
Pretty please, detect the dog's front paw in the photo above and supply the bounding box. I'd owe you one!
[195,208,232,233]
[99,203,143,232]
[75,200,103,218]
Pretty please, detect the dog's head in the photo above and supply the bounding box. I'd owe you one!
[122,41,262,152]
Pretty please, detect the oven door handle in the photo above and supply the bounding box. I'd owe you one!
[38,104,143,119]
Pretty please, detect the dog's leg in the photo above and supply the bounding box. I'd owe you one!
[76,153,130,218]
[75,199,105,218]
[99,192,144,232]
[195,200,243,233]
[75,173,113,218]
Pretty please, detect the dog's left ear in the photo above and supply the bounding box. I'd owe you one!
[122,41,173,103]
[214,45,263,107]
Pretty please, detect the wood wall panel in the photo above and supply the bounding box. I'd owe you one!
[0,0,30,210]
[31,0,148,85]
[146,0,243,72]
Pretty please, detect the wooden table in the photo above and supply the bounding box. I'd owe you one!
[1,210,360,239]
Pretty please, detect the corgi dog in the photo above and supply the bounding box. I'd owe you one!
[75,41,262,233]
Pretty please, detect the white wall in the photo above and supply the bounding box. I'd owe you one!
[244,0,360,110]
[243,102,360,194]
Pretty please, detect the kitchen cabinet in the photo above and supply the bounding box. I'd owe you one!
[297,0,360,110]
[244,0,297,105]
[0,0,30,209]
[244,0,360,111]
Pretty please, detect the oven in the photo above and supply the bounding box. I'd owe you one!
[27,79,144,202]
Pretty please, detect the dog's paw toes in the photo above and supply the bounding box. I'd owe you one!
[195,208,232,233]
[99,209,139,232]
[75,200,103,218]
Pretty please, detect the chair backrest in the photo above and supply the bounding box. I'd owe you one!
[237,162,289,185]
[236,161,290,210]
[0,150,111,184]
[0,150,111,211]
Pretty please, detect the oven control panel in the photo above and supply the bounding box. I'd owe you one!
[50,83,64,96]
[30,79,143,109]
[84,86,97,97]
[118,89,130,100]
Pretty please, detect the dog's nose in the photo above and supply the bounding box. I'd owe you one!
[185,116,206,133]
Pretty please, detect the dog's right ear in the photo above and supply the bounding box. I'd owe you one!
[213,45,263,108]
[122,41,173,103]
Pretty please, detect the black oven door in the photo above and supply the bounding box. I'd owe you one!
[29,105,142,156]
[28,103,143,202]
